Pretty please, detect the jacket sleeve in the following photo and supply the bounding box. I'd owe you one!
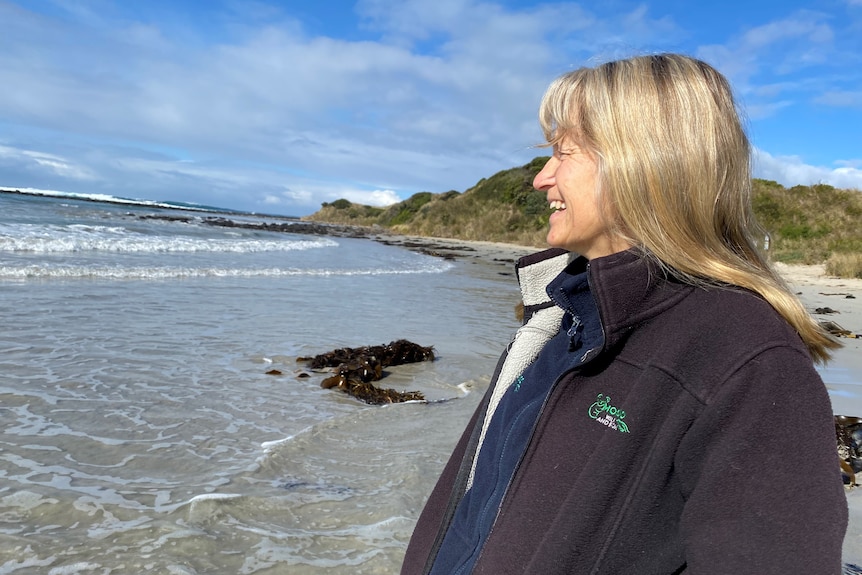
[675,344,848,574]
[400,392,488,575]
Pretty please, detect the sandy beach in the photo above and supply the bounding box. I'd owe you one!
[773,262,862,410]
[380,232,862,376]
[379,232,862,354]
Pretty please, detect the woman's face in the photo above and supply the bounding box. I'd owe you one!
[533,138,630,259]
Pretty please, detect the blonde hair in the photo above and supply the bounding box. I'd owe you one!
[538,53,839,362]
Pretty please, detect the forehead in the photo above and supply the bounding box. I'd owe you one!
[549,127,586,147]
[553,134,588,152]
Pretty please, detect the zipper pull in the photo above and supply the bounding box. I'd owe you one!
[567,315,583,351]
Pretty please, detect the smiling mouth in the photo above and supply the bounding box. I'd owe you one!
[550,200,566,212]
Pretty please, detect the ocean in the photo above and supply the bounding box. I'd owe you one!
[0,190,526,574]
[2,189,860,574]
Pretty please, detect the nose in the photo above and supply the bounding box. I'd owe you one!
[533,156,557,191]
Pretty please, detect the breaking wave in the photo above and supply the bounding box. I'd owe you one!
[0,261,454,280]
[0,226,338,254]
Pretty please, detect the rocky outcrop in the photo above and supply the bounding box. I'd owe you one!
[200,216,372,238]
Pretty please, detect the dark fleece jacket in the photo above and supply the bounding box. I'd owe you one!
[401,248,847,575]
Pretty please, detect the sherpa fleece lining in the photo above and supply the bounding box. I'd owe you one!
[466,249,576,489]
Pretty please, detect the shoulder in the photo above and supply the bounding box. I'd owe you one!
[681,285,801,345]
[629,285,815,402]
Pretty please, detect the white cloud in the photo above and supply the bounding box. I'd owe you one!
[815,90,862,109]
[0,145,97,180]
[0,2,561,211]
[261,184,399,210]
[697,11,835,89]
[837,159,862,168]
[739,99,793,121]
[741,15,832,50]
[0,0,685,162]
[343,189,401,206]
[753,148,862,190]
[1,0,856,217]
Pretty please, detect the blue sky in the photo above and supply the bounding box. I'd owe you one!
[0,0,860,216]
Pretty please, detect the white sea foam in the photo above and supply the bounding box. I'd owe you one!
[4,186,209,211]
[186,493,244,503]
[0,261,453,280]
[0,228,338,254]
[0,556,56,575]
[47,563,104,575]
[260,434,302,453]
[259,423,319,455]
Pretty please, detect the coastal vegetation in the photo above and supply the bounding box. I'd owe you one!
[306,157,862,278]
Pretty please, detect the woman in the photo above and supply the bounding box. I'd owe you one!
[401,54,847,574]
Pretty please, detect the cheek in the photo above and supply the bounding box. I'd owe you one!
[565,195,605,234]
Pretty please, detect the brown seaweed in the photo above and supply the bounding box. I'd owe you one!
[820,320,861,338]
[297,339,433,404]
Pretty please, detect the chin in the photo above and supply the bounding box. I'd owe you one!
[545,233,569,251]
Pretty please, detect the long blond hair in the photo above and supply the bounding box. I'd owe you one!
[538,53,839,362]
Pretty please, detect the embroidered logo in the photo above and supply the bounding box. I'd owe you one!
[588,393,630,433]
[513,375,524,392]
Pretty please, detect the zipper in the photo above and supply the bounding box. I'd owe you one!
[419,346,511,575]
[471,366,576,569]
[472,260,606,569]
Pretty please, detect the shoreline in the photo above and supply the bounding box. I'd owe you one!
[376,233,862,399]
[373,234,862,336]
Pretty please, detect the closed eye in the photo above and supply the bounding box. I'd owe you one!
[553,142,580,158]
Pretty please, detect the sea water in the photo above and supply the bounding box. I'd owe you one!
[2,190,860,574]
[0,191,525,574]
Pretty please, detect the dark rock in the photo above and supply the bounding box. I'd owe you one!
[138,214,193,223]
[201,216,370,239]
[836,415,862,486]
[373,238,476,260]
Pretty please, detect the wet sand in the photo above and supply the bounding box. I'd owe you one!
[773,262,862,412]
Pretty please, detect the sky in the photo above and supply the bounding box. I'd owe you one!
[0,0,860,216]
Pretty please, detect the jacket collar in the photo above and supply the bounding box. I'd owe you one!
[516,248,694,353]
[515,248,576,314]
